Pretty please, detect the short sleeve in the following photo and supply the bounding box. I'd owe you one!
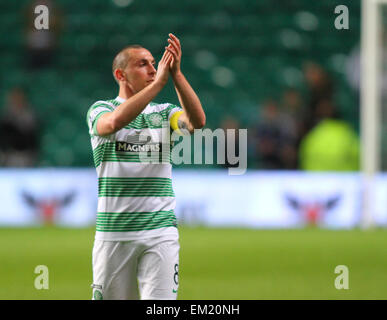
[86,102,114,136]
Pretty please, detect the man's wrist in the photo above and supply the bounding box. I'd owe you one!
[151,78,167,91]
[171,70,183,82]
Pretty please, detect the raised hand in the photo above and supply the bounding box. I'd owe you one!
[155,49,173,87]
[165,33,182,76]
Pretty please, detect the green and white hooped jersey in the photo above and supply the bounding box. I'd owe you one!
[86,96,182,241]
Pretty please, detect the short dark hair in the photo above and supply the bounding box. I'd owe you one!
[112,44,144,83]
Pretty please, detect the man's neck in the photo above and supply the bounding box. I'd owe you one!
[118,85,134,101]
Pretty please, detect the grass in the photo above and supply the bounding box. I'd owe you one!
[0,226,386,299]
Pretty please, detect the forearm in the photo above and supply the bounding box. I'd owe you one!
[115,82,163,128]
[104,81,163,133]
[172,72,206,129]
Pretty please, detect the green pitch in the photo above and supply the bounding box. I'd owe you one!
[0,226,386,299]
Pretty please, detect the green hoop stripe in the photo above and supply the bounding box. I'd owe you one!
[98,177,174,197]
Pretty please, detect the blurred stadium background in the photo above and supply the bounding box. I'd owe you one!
[0,0,387,299]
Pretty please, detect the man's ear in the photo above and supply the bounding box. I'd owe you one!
[114,69,126,82]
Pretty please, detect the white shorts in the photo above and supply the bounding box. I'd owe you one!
[91,235,180,300]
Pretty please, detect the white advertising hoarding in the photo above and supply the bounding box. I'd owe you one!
[173,171,363,228]
[0,169,98,227]
[0,168,386,228]
[372,174,387,227]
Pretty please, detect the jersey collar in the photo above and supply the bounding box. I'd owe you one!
[115,96,153,109]
[115,96,126,104]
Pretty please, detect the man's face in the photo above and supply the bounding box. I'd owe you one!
[122,48,157,93]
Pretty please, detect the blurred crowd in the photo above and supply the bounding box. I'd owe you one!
[247,61,360,171]
[0,87,39,167]
[0,61,360,171]
[24,0,62,70]
[0,0,61,167]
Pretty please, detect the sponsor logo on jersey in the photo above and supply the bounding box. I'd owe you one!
[115,141,162,153]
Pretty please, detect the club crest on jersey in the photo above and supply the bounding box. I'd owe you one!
[148,113,163,127]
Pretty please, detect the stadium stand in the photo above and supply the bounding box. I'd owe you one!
[0,0,361,167]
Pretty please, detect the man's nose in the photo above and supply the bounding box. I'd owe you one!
[149,64,156,74]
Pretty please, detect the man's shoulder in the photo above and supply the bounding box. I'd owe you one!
[86,99,118,126]
[86,99,117,117]
[89,99,118,110]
